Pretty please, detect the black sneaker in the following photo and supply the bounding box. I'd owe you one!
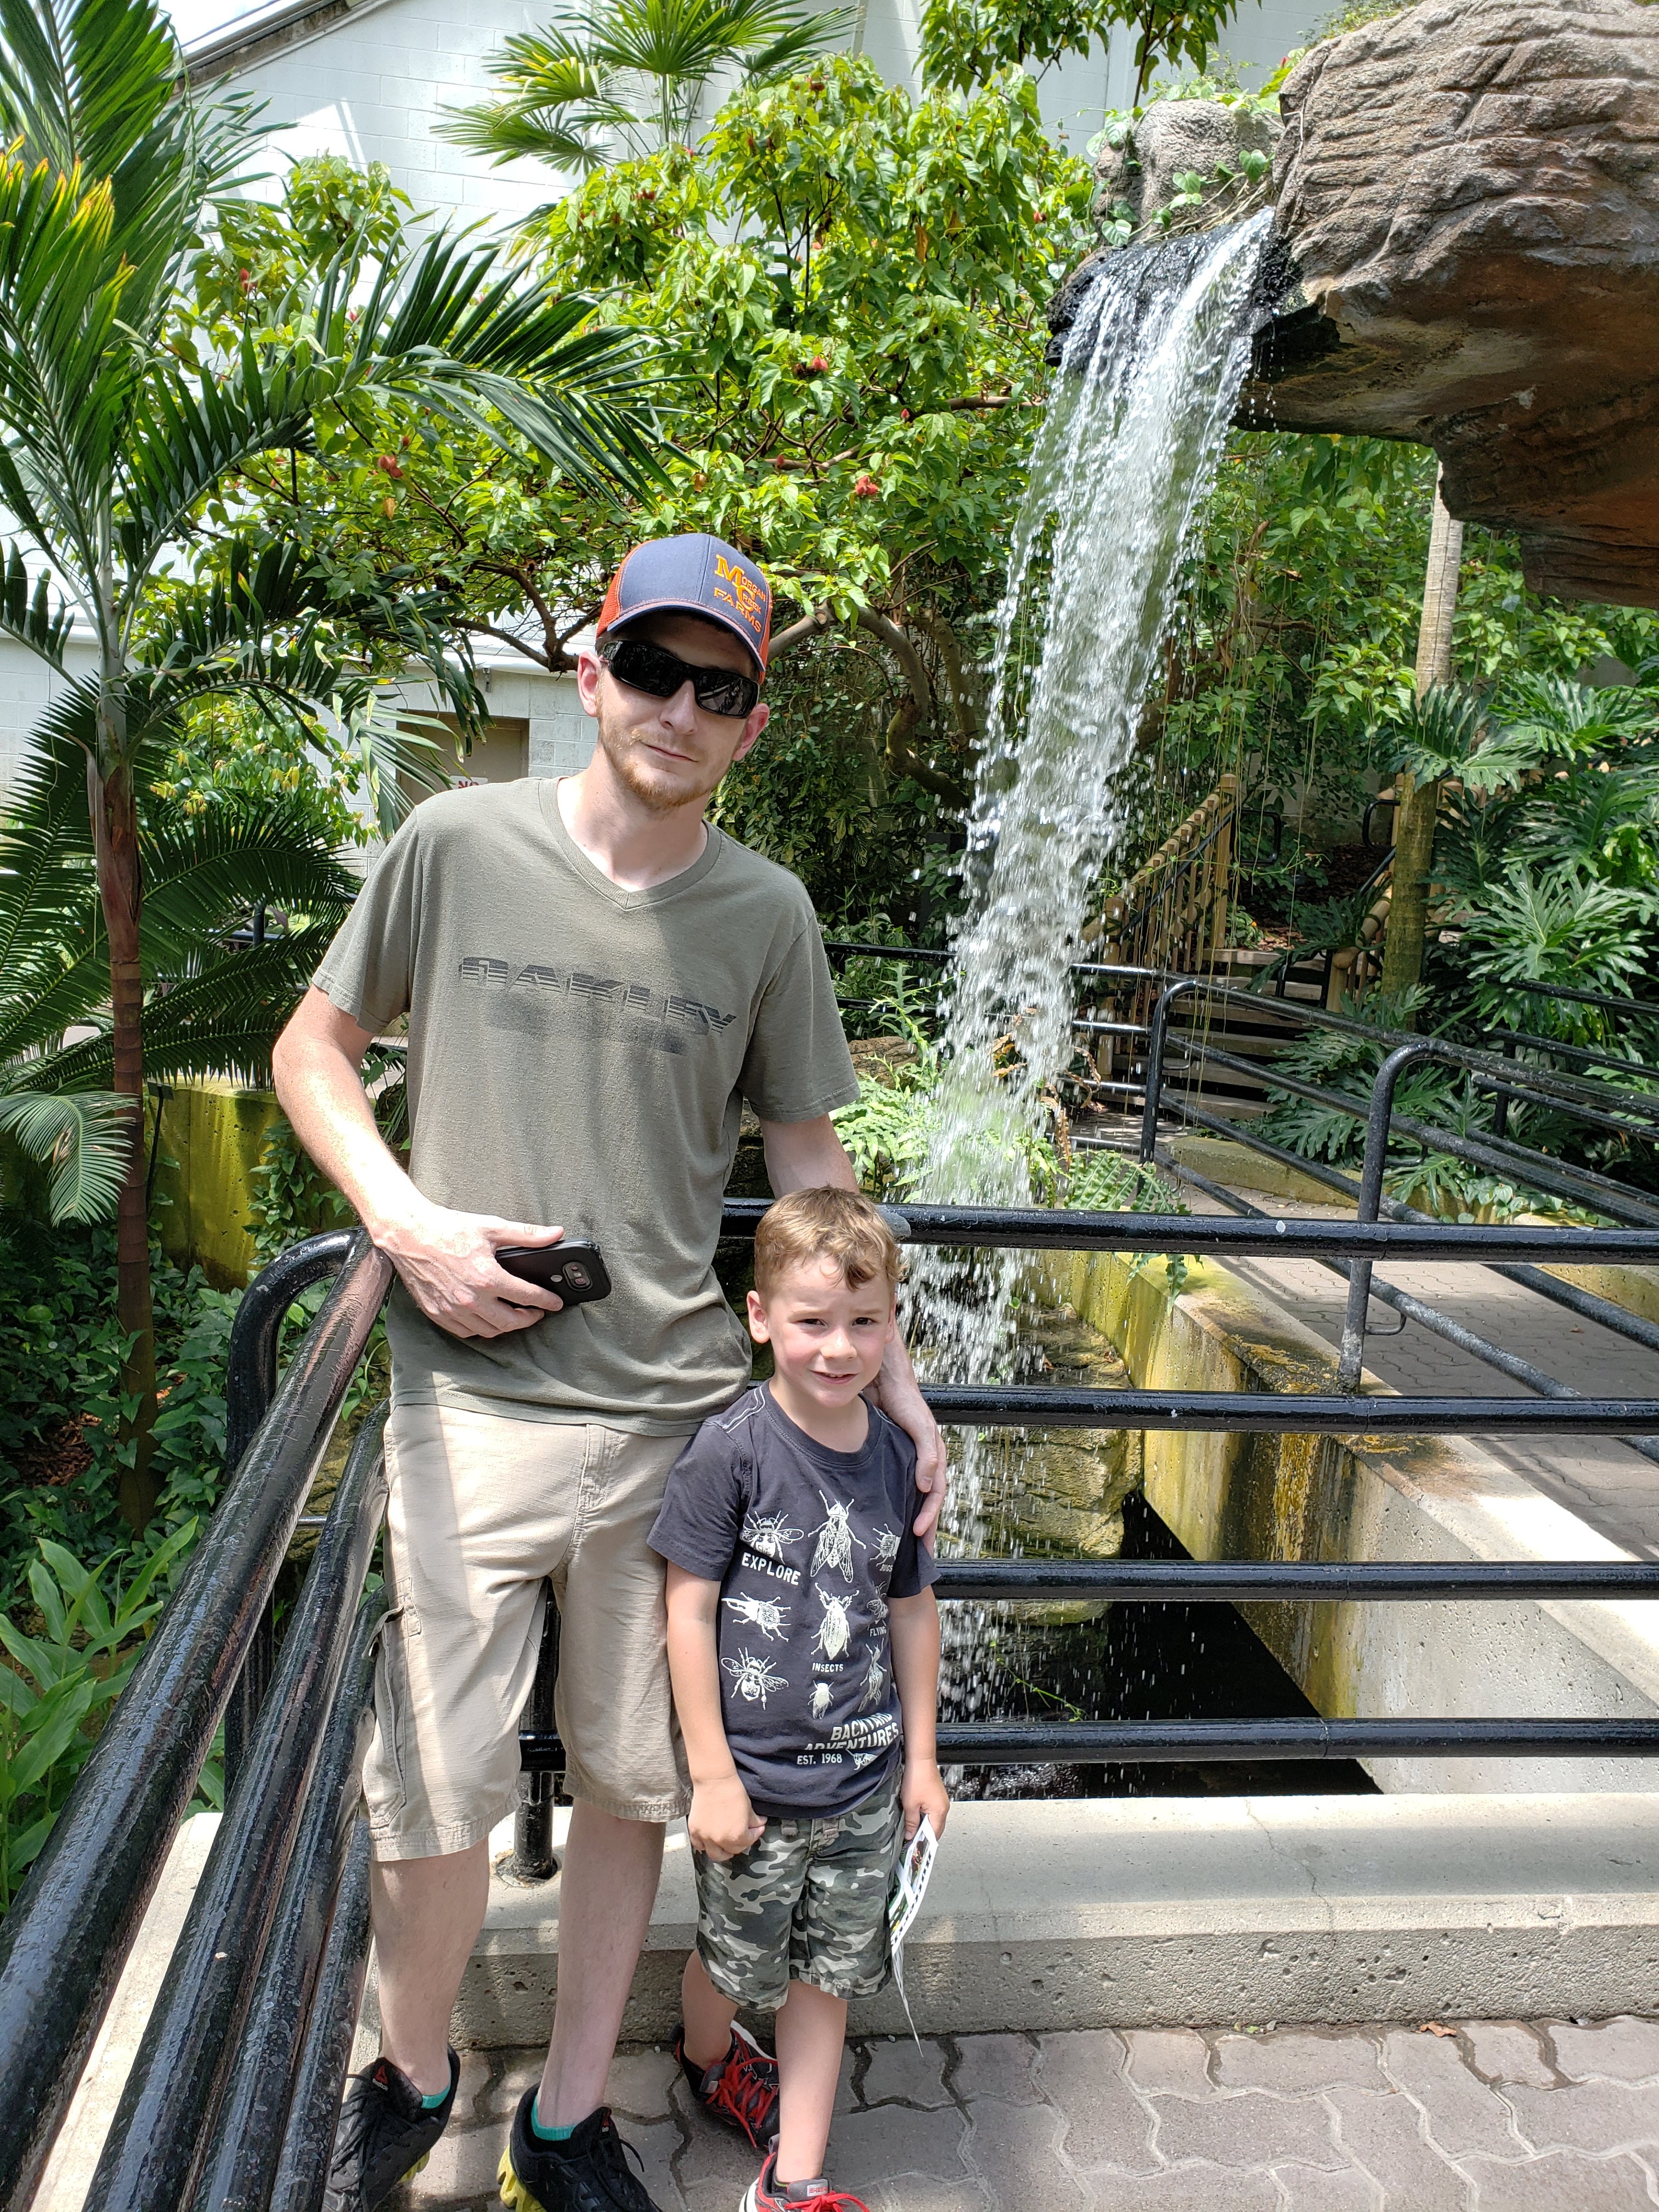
[497,2095,661,2212]
[325,2047,460,2210]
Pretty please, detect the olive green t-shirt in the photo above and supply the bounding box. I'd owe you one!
[312,780,858,1432]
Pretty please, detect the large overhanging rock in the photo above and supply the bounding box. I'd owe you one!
[1247,0,1659,610]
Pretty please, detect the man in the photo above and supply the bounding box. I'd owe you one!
[272,532,946,2212]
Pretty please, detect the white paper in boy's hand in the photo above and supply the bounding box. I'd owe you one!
[888,1817,940,2041]
[889,1816,939,1949]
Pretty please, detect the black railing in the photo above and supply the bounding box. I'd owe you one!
[0,1232,390,2212]
[8,1188,1659,2204]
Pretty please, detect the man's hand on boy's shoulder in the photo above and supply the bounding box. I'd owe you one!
[873,1342,948,1550]
[689,1773,765,1863]
[902,1756,950,1842]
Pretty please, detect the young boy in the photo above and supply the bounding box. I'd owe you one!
[648,1187,948,2212]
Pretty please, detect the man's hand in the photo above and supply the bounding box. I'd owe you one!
[874,1340,949,1549]
[688,1774,764,1863]
[377,1206,567,1340]
[902,1755,950,1843]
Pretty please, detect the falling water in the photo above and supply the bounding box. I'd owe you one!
[910,214,1275,1537]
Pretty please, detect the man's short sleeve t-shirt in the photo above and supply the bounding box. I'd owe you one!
[311,781,858,1432]
[648,1385,939,1819]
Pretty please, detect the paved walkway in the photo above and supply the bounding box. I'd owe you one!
[1170,1183,1659,1561]
[397,2018,1659,2209]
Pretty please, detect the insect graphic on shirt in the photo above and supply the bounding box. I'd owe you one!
[742,1511,803,1560]
[810,1682,834,1720]
[872,1525,901,1570]
[857,1646,887,1711]
[814,1587,853,1660]
[722,1593,789,1641]
[810,1494,867,1579]
[722,1649,787,1706]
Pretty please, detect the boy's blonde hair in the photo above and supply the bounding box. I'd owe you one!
[752,1186,904,1299]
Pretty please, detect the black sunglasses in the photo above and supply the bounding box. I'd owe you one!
[599,634,760,721]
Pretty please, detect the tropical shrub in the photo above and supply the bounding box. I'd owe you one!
[0,1522,202,1909]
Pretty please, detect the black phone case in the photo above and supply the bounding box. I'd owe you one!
[495,1240,612,1305]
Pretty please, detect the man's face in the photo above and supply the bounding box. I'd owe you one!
[576,612,769,815]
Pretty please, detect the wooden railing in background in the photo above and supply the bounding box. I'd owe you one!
[1095,773,1238,977]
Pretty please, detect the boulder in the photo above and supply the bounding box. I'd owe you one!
[1248,0,1659,610]
[1093,98,1282,232]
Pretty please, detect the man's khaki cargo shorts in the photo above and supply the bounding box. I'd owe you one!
[364,1401,691,1860]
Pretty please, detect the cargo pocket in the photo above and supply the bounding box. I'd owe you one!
[366,1601,413,1820]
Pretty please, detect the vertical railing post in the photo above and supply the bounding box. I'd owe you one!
[512,1584,562,1882]
[1493,1034,1517,1141]
[1210,774,1236,968]
[1338,1042,1451,1389]
[221,1232,359,1788]
[1138,977,1203,1163]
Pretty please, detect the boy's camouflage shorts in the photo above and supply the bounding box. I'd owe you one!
[692,1767,903,2010]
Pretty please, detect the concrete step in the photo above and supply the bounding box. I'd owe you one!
[427,1795,1659,2049]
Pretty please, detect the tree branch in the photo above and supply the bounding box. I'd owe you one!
[769,600,833,659]
[855,605,933,721]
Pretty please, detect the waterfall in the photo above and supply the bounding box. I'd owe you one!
[910,213,1274,1536]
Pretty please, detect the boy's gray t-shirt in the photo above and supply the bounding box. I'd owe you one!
[648,1385,939,1818]
[311,780,858,1432]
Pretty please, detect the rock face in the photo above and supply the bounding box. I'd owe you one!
[1093,99,1282,233]
[1250,0,1659,610]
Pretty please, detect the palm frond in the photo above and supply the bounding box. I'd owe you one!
[117,335,317,575]
[0,717,103,981]
[137,797,356,973]
[0,540,75,665]
[315,229,664,493]
[33,924,334,1090]
[0,1082,131,1221]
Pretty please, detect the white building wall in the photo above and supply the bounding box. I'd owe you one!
[195,0,1331,228]
[0,639,98,797]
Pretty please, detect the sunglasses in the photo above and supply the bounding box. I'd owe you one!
[598,634,760,721]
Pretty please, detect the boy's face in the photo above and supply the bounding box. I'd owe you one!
[746,1258,894,1411]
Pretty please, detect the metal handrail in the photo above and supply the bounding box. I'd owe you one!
[0,1232,391,2212]
[720,1196,1659,1265]
[16,1176,1659,2203]
[84,1409,391,2212]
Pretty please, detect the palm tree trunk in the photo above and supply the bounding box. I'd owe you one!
[87,742,159,1531]
[1381,471,1464,999]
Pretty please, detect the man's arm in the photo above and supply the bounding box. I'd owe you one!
[664,1565,764,1861]
[272,986,566,1340]
[757,1113,948,1545]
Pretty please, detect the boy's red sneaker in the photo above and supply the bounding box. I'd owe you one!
[674,2022,780,2149]
[739,2151,870,2211]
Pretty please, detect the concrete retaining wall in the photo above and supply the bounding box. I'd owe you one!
[432,1794,1659,2046]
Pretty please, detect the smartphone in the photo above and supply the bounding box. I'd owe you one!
[495,1239,612,1307]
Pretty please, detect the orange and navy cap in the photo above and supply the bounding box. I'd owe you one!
[596,533,771,674]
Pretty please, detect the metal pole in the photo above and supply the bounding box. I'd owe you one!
[1339,1041,1454,1389]
[915,1386,1659,1434]
[512,1584,561,1882]
[0,1235,390,2212]
[223,1232,359,1787]
[934,1717,1659,1764]
[269,1826,374,2212]
[930,1559,1659,1602]
[188,1600,385,2212]
[1138,977,1203,1161]
[84,1410,390,2212]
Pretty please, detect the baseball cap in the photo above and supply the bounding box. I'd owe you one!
[596,533,772,673]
